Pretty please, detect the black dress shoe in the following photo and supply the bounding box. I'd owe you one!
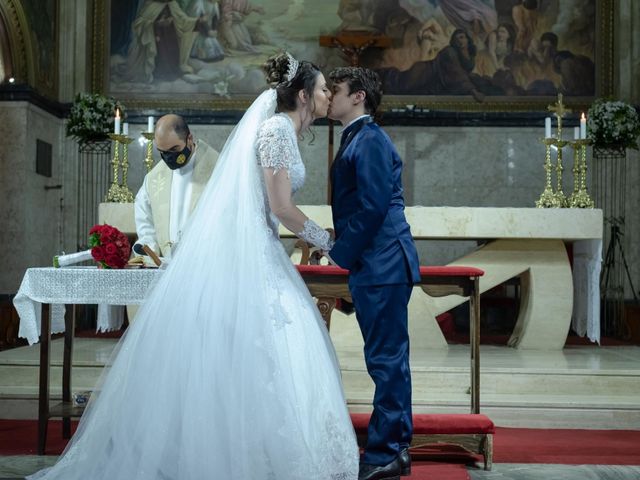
[399,448,411,476]
[358,457,401,480]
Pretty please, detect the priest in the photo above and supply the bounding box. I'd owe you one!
[134,114,219,260]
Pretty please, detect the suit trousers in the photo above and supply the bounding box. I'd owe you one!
[351,282,413,466]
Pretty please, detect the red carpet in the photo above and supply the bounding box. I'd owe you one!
[2,420,640,475]
[409,427,640,466]
[493,426,640,465]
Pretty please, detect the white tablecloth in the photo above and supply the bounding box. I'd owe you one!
[14,267,160,345]
[571,239,602,343]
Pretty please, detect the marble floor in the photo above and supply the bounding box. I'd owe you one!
[1,334,639,478]
[2,335,639,428]
[1,456,640,479]
[468,464,640,479]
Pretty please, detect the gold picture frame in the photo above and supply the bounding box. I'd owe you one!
[91,0,613,113]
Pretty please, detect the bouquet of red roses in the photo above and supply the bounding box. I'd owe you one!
[88,224,131,269]
[53,224,131,268]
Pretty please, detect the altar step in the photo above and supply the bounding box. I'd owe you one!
[1,339,639,430]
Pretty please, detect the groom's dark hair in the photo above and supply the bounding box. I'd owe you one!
[329,67,383,115]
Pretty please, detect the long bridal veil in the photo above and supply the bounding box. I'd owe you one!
[30,89,358,479]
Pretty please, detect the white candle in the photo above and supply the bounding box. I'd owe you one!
[574,126,580,140]
[123,122,129,136]
[147,116,154,133]
[114,109,121,135]
[580,113,587,139]
[545,117,552,138]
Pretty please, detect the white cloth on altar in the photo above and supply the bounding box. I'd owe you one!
[571,239,602,344]
[14,267,159,345]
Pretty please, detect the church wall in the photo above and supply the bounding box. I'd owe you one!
[1,110,638,298]
[0,102,65,293]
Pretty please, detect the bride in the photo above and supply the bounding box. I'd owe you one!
[29,53,359,480]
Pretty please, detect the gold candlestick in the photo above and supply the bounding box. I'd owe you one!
[535,138,557,208]
[141,132,155,172]
[568,139,595,208]
[105,133,124,202]
[536,93,572,208]
[568,140,581,203]
[553,139,568,207]
[119,135,135,203]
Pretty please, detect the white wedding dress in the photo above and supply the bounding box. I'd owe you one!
[29,90,359,480]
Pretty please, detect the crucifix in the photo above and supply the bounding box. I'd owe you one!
[547,93,572,138]
[318,30,390,202]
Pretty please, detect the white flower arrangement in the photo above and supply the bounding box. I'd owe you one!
[587,99,640,150]
[66,93,123,144]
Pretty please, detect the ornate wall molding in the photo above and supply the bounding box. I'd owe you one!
[0,0,35,86]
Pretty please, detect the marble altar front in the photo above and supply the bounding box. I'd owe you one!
[99,203,603,350]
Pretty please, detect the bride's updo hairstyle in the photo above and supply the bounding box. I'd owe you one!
[263,52,322,114]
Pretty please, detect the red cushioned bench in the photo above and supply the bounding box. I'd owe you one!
[351,412,495,470]
[296,264,492,470]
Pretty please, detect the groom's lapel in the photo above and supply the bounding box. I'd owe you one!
[333,116,372,164]
[330,117,372,205]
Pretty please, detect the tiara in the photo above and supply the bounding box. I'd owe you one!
[285,52,299,82]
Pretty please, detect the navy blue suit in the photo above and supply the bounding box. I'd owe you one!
[329,116,420,466]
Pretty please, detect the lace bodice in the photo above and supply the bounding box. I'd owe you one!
[255,114,305,193]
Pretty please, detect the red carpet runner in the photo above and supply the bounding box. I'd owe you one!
[2,420,640,478]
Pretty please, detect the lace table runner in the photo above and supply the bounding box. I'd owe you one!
[14,267,161,345]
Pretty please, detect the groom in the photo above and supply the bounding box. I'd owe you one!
[327,67,420,480]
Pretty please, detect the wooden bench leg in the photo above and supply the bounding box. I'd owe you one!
[483,434,493,470]
[316,297,337,331]
[470,277,480,414]
[62,304,75,439]
[38,304,51,455]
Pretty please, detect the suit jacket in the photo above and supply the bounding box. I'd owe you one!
[329,118,420,287]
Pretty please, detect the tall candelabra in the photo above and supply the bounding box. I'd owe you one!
[105,133,134,203]
[535,138,557,208]
[119,135,135,202]
[141,132,155,172]
[568,139,595,208]
[554,139,568,207]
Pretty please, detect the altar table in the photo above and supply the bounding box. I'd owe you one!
[286,206,603,349]
[99,204,603,348]
[14,267,159,454]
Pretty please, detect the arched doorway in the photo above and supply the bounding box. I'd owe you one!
[0,11,14,82]
[0,0,35,86]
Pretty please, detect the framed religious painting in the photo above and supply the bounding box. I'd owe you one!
[91,0,613,112]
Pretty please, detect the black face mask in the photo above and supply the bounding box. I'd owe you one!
[160,144,191,170]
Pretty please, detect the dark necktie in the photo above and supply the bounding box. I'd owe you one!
[339,128,350,148]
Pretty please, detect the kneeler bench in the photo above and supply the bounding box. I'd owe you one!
[296,265,492,469]
[351,412,495,470]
